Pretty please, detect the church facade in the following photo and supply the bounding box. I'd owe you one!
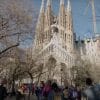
[32,0,100,84]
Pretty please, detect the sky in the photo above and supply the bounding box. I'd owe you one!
[33,0,100,38]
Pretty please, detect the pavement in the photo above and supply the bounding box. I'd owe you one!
[6,94,37,100]
[6,93,62,100]
[6,94,61,100]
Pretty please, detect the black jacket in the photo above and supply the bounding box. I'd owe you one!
[0,85,7,100]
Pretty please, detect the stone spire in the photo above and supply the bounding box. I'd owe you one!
[35,0,45,51]
[66,0,72,32]
[37,0,45,26]
[45,0,52,26]
[59,0,66,49]
[44,0,52,44]
[59,0,65,27]
[65,0,74,52]
[47,0,51,6]
[67,0,71,11]
[60,0,64,5]
[40,0,45,13]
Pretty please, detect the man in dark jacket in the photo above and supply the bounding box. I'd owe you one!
[83,78,100,100]
[0,82,7,100]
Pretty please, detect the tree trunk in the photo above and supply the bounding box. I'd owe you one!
[27,72,33,100]
[37,73,42,85]
[11,74,15,96]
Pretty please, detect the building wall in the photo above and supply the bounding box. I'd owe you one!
[32,0,100,84]
[32,0,75,84]
[76,36,100,66]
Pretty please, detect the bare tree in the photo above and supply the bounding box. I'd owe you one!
[0,0,36,57]
[0,0,38,82]
[71,58,92,86]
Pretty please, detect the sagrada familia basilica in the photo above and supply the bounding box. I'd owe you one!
[32,0,100,84]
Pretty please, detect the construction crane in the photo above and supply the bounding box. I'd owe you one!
[84,0,97,35]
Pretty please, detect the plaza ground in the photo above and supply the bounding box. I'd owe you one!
[6,94,37,100]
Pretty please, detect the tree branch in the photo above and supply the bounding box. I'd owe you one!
[0,32,20,40]
[0,43,19,55]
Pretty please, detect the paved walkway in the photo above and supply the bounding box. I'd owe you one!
[6,94,37,100]
[6,93,61,100]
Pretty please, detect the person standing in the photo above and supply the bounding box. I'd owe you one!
[43,80,54,100]
[82,78,100,100]
[76,86,82,100]
[61,87,70,100]
[52,82,60,100]
[69,85,78,100]
[35,86,41,100]
[16,88,22,100]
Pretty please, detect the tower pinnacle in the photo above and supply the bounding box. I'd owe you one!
[40,0,45,13]
[67,0,71,11]
[60,0,64,5]
[47,0,51,6]
[37,0,45,27]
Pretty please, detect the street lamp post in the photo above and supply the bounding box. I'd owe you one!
[61,68,63,86]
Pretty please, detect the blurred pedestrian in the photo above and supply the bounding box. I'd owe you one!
[82,78,100,100]
[52,82,60,100]
[35,86,40,100]
[16,87,25,100]
[69,85,78,100]
[62,87,70,100]
[43,80,54,100]
[76,86,81,100]
[0,80,7,100]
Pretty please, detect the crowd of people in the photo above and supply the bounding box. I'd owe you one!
[34,80,82,100]
[0,78,100,100]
